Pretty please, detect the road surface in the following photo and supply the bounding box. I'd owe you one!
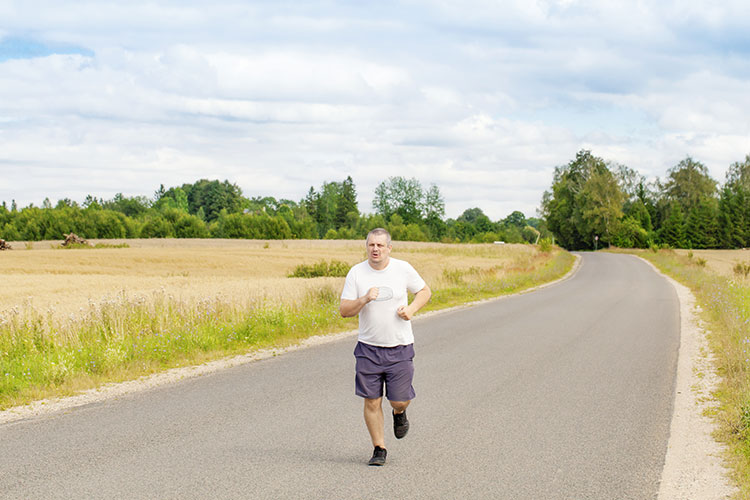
[0,252,680,499]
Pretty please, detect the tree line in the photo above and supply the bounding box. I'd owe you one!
[1,177,546,244]
[542,150,750,250]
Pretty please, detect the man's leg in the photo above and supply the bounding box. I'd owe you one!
[389,400,411,438]
[363,397,386,448]
[390,400,410,414]
[385,353,415,439]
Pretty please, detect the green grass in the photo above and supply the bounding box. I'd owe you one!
[425,251,575,311]
[629,249,750,497]
[0,248,574,411]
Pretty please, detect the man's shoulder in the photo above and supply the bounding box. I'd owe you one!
[388,257,415,269]
[347,260,370,275]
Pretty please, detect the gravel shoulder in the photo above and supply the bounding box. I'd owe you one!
[641,258,738,499]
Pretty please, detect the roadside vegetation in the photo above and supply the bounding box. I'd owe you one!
[633,248,750,495]
[0,241,573,410]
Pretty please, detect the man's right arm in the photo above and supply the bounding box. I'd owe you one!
[339,287,379,317]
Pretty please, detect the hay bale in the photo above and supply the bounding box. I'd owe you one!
[62,233,90,247]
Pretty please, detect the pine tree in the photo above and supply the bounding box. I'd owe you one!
[718,185,744,248]
[685,199,718,249]
[335,176,358,228]
[660,202,685,248]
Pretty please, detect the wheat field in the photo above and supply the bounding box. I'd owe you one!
[1,238,542,321]
[0,238,569,409]
[673,248,750,278]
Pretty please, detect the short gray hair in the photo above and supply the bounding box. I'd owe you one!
[366,227,391,245]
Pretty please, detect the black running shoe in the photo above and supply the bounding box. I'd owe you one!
[393,410,409,439]
[368,446,387,466]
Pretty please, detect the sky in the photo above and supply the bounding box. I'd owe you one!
[1,0,749,220]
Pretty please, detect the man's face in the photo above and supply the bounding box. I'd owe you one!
[366,233,392,267]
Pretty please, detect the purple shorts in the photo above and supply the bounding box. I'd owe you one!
[354,341,416,401]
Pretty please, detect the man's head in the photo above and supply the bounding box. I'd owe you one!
[366,228,392,269]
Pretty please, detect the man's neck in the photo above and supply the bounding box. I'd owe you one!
[368,257,390,271]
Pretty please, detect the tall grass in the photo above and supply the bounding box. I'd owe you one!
[635,249,750,495]
[426,250,575,310]
[0,247,574,410]
[0,287,354,409]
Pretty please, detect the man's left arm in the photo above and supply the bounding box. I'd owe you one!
[396,285,431,321]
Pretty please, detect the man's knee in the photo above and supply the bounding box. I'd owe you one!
[389,400,410,412]
[364,397,382,411]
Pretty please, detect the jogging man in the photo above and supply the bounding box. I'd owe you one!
[339,228,431,466]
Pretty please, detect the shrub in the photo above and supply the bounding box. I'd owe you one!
[734,261,750,278]
[539,238,553,253]
[289,260,351,278]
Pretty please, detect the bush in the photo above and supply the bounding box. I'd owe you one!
[289,260,351,278]
[734,261,750,278]
[539,238,553,253]
[139,216,175,238]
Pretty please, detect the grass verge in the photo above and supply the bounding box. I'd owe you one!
[628,249,750,496]
[1,248,573,411]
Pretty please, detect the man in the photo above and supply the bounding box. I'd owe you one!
[339,228,431,466]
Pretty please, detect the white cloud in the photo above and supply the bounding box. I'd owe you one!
[1,0,750,220]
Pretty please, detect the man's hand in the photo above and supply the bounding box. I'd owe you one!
[340,287,380,317]
[396,285,431,321]
[366,287,379,303]
[396,305,413,320]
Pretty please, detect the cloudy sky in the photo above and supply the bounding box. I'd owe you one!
[1,1,749,220]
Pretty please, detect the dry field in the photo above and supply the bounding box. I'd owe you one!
[1,238,541,322]
[673,248,750,278]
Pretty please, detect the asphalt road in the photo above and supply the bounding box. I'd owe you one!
[0,252,680,499]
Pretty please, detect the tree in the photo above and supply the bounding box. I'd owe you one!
[182,179,244,222]
[83,195,102,210]
[662,157,717,216]
[578,164,624,246]
[718,154,750,248]
[542,150,625,249]
[685,198,718,249]
[421,184,445,221]
[373,177,424,224]
[156,187,190,212]
[503,210,526,228]
[725,154,750,190]
[154,184,166,202]
[718,184,748,248]
[660,202,685,248]
[335,176,358,228]
[613,216,649,248]
[624,200,653,233]
[103,193,150,218]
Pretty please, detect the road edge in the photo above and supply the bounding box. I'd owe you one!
[0,253,582,426]
[635,256,737,499]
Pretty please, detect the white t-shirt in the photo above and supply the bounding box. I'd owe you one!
[341,257,427,347]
